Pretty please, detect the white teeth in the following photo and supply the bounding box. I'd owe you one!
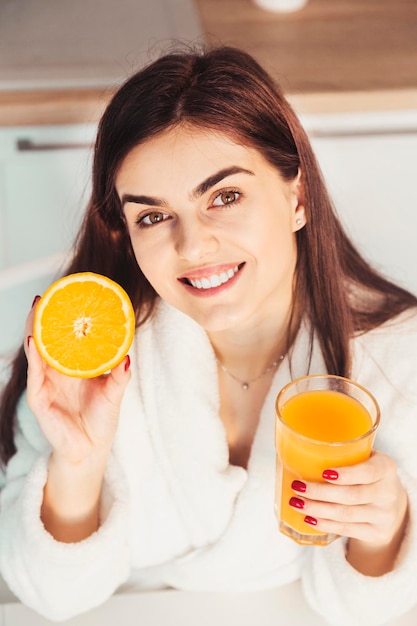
[210,275,221,287]
[188,265,239,290]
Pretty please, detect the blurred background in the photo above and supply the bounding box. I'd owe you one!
[1,0,417,371]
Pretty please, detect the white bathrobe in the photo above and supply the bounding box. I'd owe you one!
[1,301,417,624]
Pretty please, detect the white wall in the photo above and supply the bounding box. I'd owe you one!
[0,124,95,374]
[302,109,417,296]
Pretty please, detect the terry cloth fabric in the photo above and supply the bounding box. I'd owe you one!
[1,301,417,624]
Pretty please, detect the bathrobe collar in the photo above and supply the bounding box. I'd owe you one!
[127,300,327,549]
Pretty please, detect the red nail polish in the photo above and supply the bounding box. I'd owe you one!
[27,335,32,347]
[304,515,318,526]
[124,355,131,372]
[31,295,41,308]
[291,480,307,493]
[289,496,305,510]
[322,469,339,480]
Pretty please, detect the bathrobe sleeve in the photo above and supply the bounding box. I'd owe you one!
[302,475,417,626]
[0,396,131,622]
[302,310,417,625]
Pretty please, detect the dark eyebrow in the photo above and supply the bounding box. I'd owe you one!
[191,166,254,198]
[121,194,167,208]
[121,165,254,208]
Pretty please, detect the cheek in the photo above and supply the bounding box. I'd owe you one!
[135,252,156,282]
[131,240,170,293]
[127,234,153,275]
[249,216,296,260]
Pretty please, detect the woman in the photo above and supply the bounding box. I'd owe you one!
[0,45,417,624]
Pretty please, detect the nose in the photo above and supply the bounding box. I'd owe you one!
[175,217,219,261]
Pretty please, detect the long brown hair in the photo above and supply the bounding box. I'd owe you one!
[1,44,416,464]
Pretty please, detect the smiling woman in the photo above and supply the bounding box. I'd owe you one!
[0,44,417,626]
[116,126,301,334]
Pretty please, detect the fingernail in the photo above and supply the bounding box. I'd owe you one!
[124,355,131,372]
[322,469,339,480]
[289,496,305,510]
[304,515,318,526]
[27,335,32,347]
[291,480,307,493]
[31,295,41,308]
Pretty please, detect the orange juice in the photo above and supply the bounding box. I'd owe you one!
[282,390,373,442]
[275,379,379,545]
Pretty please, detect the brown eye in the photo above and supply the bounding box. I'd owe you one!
[139,211,169,227]
[148,212,164,223]
[213,190,240,206]
[221,191,236,203]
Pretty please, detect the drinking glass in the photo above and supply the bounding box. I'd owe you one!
[275,374,380,546]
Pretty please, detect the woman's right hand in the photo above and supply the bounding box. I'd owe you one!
[24,297,132,542]
[24,297,131,466]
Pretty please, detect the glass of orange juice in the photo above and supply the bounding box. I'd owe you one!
[275,374,380,546]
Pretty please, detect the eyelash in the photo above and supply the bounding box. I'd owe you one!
[135,211,170,228]
[134,188,242,229]
[211,188,242,207]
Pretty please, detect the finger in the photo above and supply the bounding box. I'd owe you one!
[290,495,377,526]
[296,490,409,545]
[302,514,376,543]
[291,456,395,506]
[289,476,406,537]
[287,497,385,542]
[102,355,131,405]
[26,335,46,400]
[321,450,397,486]
[24,295,41,359]
[293,481,376,506]
[300,501,400,544]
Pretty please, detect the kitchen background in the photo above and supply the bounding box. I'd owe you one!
[1,0,417,375]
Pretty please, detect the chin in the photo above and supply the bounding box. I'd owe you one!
[188,308,246,333]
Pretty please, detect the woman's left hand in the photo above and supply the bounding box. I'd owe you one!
[290,450,409,574]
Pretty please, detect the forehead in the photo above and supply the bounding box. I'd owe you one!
[115,125,266,189]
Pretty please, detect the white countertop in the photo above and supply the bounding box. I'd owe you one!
[1,582,417,626]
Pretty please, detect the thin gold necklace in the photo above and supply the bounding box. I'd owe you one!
[217,355,284,391]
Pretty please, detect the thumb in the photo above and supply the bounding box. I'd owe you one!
[103,355,131,405]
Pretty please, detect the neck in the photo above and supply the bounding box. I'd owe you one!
[207,309,294,383]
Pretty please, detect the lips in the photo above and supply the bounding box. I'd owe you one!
[180,263,244,290]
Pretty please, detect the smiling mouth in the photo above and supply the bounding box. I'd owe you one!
[180,263,244,290]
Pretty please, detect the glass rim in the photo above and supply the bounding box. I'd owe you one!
[275,374,380,446]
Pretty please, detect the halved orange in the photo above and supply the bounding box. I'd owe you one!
[33,272,135,378]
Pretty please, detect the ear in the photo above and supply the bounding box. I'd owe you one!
[290,169,306,232]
